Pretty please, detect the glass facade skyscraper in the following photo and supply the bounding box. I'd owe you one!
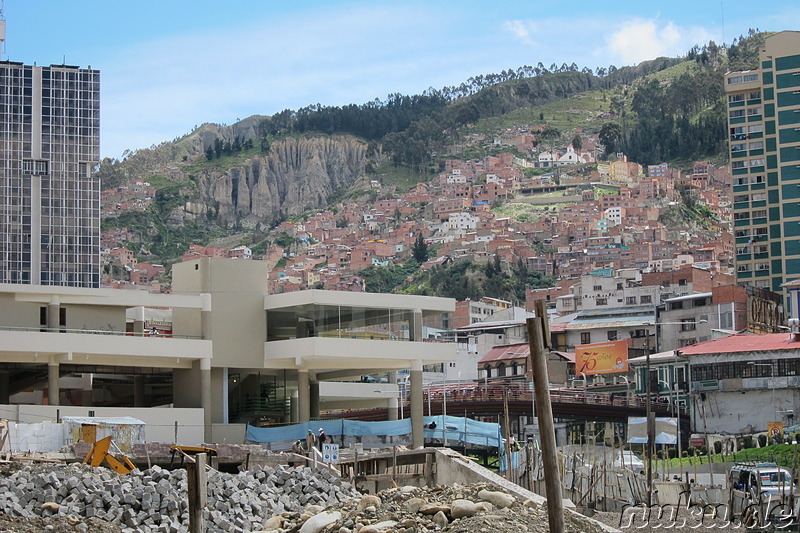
[0,61,100,287]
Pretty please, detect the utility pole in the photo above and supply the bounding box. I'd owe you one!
[527,300,564,533]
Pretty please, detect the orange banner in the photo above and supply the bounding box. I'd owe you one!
[576,340,629,376]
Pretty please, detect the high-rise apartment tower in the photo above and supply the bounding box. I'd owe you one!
[0,26,100,287]
[726,31,800,305]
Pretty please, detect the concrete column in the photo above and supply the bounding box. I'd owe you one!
[409,309,423,341]
[200,359,212,443]
[310,380,320,419]
[200,293,212,340]
[133,375,146,407]
[48,361,59,406]
[0,371,9,404]
[297,370,310,424]
[47,296,60,332]
[410,361,424,448]
[388,371,399,420]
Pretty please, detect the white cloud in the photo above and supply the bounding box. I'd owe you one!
[503,20,539,47]
[606,19,717,64]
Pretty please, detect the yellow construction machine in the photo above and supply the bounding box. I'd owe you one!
[83,436,137,474]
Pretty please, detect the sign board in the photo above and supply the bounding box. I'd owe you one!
[768,421,784,438]
[689,437,706,447]
[322,443,339,464]
[626,417,678,444]
[575,340,628,376]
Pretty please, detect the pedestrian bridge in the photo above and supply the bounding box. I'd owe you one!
[330,382,681,423]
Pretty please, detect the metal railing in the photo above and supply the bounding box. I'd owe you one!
[0,324,203,339]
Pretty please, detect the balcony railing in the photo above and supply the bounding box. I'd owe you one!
[0,325,202,339]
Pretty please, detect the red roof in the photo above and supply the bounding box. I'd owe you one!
[479,343,575,363]
[480,343,529,363]
[679,333,800,355]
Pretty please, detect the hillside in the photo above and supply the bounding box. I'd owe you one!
[97,31,767,286]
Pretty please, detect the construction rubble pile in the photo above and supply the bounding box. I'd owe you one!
[0,462,358,533]
[262,481,609,533]
[0,462,613,533]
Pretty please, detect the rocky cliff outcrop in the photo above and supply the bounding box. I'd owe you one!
[182,135,367,227]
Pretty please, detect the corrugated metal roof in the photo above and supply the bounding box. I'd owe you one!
[61,416,145,426]
[664,292,712,302]
[679,332,800,355]
[479,343,529,363]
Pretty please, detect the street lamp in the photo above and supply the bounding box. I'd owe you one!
[748,361,777,427]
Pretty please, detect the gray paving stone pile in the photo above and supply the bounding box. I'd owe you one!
[0,462,360,533]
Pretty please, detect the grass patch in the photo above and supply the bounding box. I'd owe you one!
[472,90,611,136]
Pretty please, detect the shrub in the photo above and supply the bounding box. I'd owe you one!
[758,434,767,448]
[795,433,800,445]
[687,446,696,456]
[774,432,784,444]
[714,441,722,454]
[742,435,754,449]
[668,447,678,459]
[699,446,708,455]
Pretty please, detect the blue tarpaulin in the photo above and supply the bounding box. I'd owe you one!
[245,416,502,449]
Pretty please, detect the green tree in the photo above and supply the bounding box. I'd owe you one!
[571,134,582,151]
[599,122,622,156]
[412,234,429,263]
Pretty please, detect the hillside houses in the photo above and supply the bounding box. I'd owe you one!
[100,141,738,304]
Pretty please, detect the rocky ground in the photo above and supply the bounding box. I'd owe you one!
[262,481,610,533]
[0,460,618,533]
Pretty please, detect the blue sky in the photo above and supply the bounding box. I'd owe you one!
[3,1,798,159]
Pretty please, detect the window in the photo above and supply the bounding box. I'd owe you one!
[752,209,767,219]
[747,107,762,116]
[738,263,752,272]
[676,367,686,390]
[608,330,618,341]
[39,307,47,326]
[754,244,768,254]
[734,177,749,186]
[730,109,745,118]
[749,141,764,150]
[728,93,744,102]
[626,296,637,305]
[593,285,602,291]
[752,193,766,202]
[756,262,770,271]
[750,159,765,168]
[744,74,758,82]
[737,246,750,255]
[751,175,764,184]
[580,332,591,344]
[748,124,764,133]
[732,161,747,169]
[728,76,743,85]
[735,229,751,238]
[731,143,746,152]
[734,211,750,220]
[754,227,768,236]
[748,90,761,100]
[596,298,608,306]
[640,295,652,304]
[617,282,624,290]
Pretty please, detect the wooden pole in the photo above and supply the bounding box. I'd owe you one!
[527,301,564,533]
[187,452,207,533]
[503,388,514,482]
